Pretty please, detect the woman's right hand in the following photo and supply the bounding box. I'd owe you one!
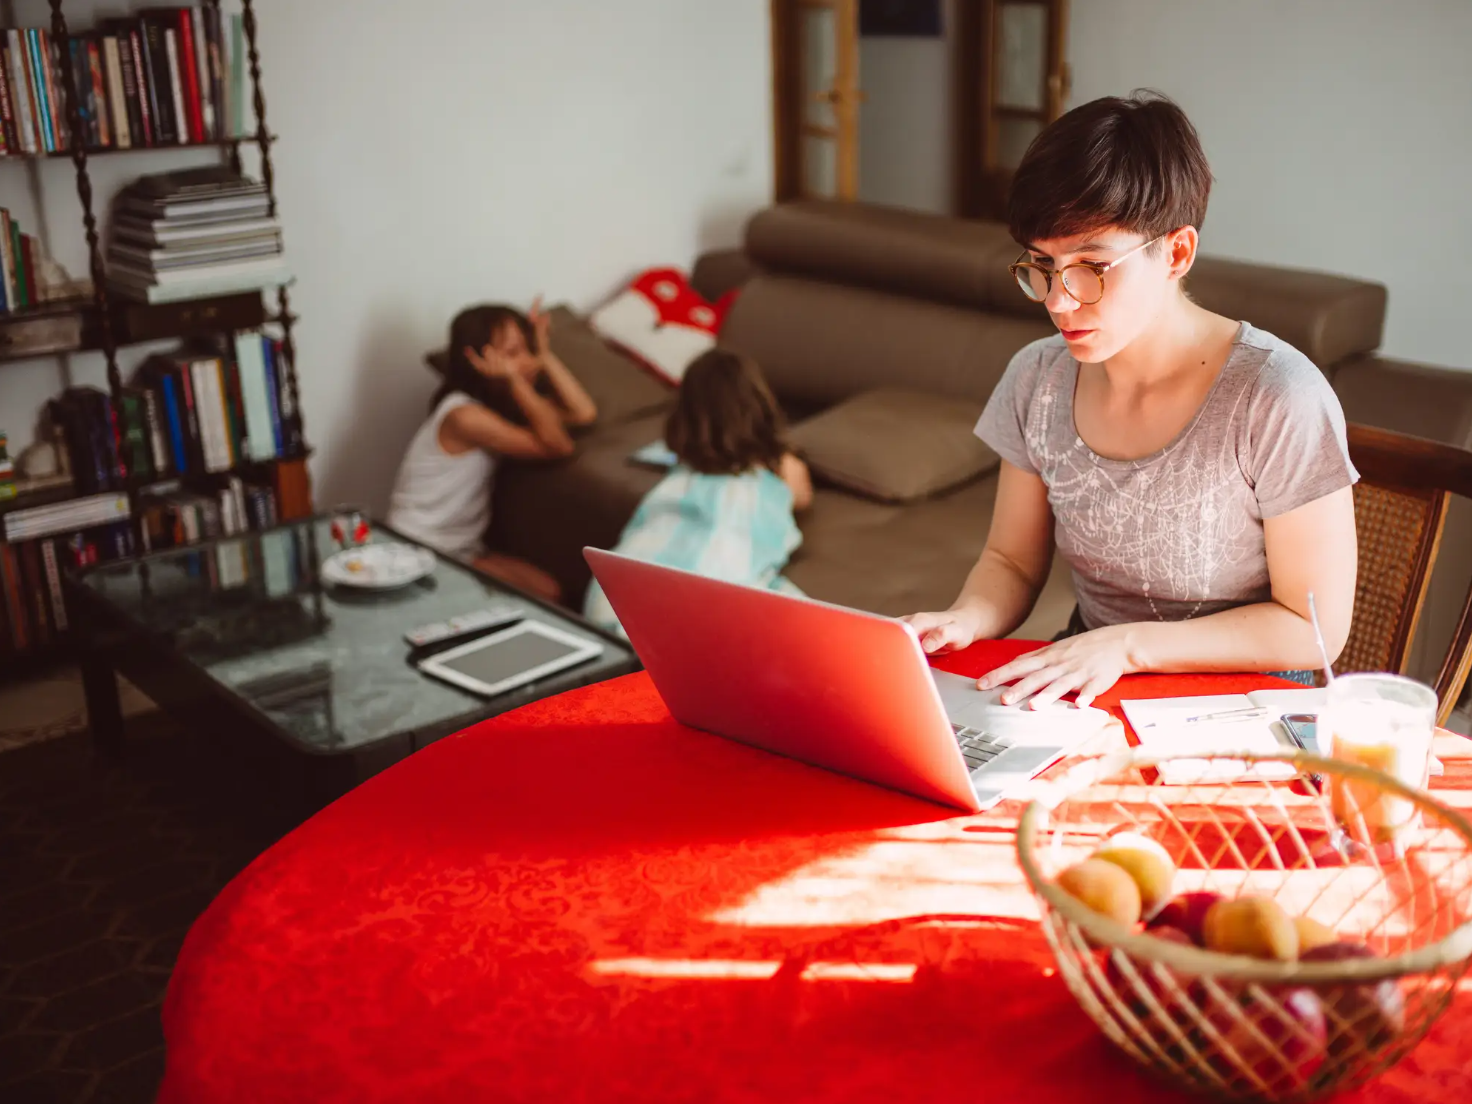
[899,609,981,655]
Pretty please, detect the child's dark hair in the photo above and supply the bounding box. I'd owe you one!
[1008,90,1213,249]
[665,349,788,476]
[431,303,536,415]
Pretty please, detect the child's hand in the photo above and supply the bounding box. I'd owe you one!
[529,295,553,355]
[464,344,518,381]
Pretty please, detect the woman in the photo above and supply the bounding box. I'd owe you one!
[902,92,1358,707]
[387,298,597,603]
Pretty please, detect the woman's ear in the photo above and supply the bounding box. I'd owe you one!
[1166,226,1199,283]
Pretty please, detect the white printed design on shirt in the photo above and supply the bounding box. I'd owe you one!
[1024,371,1265,621]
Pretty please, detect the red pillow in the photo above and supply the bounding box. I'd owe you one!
[589,267,736,386]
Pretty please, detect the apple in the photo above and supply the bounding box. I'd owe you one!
[1300,941,1406,1055]
[1149,891,1224,946]
[1208,986,1328,1090]
[1104,925,1197,1018]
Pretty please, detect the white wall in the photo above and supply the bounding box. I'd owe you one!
[0,0,773,512]
[1067,0,1472,371]
[857,0,954,214]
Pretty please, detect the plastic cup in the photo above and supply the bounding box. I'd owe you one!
[1320,673,1437,846]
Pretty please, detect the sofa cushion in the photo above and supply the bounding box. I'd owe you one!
[721,274,1055,410]
[426,305,672,429]
[789,387,998,503]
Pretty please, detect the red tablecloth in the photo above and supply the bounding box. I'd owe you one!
[159,642,1472,1103]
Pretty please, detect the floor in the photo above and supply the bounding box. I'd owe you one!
[0,671,299,1104]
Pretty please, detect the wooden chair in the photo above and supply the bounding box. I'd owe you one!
[1340,424,1472,726]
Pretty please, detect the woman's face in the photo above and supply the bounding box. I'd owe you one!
[1024,226,1194,363]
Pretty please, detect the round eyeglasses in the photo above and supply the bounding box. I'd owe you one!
[1008,234,1165,306]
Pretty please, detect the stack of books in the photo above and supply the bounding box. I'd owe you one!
[0,8,251,157]
[107,166,288,304]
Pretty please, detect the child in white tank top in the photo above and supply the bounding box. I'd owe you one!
[387,300,597,603]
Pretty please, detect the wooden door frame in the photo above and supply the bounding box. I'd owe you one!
[953,0,1069,219]
[770,0,859,202]
[772,0,1066,213]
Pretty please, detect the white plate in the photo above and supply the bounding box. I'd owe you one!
[321,543,435,590]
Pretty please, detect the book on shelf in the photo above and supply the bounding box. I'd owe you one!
[0,7,250,157]
[0,207,86,314]
[0,519,138,656]
[0,7,252,157]
[39,332,299,497]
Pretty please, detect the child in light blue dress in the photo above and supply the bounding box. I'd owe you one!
[584,349,812,636]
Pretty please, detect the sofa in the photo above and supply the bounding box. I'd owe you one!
[452,201,1472,685]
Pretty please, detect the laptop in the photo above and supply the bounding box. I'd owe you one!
[583,549,1110,812]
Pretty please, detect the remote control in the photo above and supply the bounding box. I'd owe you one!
[404,601,523,648]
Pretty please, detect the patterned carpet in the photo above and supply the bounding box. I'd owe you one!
[0,673,300,1104]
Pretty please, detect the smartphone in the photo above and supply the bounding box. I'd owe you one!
[1282,713,1324,793]
[1281,713,1320,755]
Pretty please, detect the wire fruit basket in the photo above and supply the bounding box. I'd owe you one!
[1016,748,1472,1102]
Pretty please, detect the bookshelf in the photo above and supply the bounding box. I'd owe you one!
[0,0,312,670]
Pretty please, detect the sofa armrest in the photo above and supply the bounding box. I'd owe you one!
[690,249,758,304]
[1332,355,1472,447]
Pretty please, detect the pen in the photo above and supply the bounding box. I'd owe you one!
[1183,706,1270,725]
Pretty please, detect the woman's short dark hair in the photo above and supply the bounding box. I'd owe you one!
[1007,90,1213,248]
[665,349,788,476]
[432,303,535,416]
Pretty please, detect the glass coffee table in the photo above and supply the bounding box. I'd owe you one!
[70,517,639,805]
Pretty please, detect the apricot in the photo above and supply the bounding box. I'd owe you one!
[1293,916,1339,954]
[1094,833,1177,919]
[1203,896,1300,961]
[1056,858,1143,926]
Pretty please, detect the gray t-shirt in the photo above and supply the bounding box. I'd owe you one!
[975,322,1358,630]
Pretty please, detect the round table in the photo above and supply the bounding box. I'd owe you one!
[158,641,1472,1103]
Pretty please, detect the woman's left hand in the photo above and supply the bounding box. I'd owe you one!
[976,624,1140,709]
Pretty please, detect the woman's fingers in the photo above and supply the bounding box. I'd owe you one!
[999,665,1068,705]
[1073,672,1116,710]
[976,648,1048,691]
[921,623,967,655]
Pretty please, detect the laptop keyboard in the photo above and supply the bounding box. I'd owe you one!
[952,724,1011,771]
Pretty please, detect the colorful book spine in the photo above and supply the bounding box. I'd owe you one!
[160,372,188,475]
[40,539,68,633]
[0,43,18,154]
[175,9,204,143]
[87,38,110,147]
[162,27,187,146]
[6,32,36,153]
[101,35,131,148]
[26,30,54,152]
[128,26,154,146]
[259,336,285,456]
